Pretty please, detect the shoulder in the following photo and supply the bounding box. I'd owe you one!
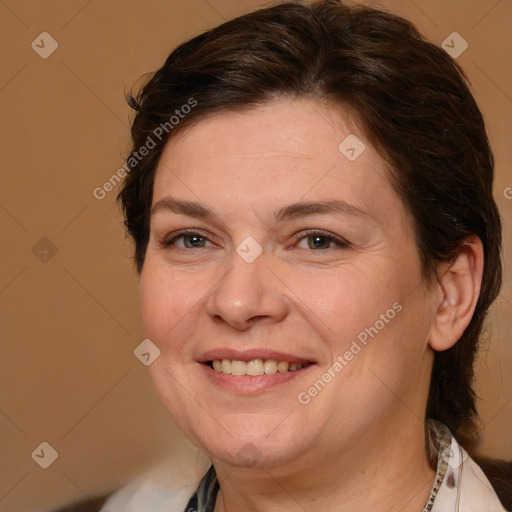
[459,452,509,511]
[51,445,211,512]
[433,434,510,512]
[99,449,211,512]
[473,456,512,512]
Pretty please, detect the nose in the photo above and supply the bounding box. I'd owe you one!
[205,253,289,331]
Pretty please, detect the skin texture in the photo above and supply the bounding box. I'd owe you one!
[140,97,483,512]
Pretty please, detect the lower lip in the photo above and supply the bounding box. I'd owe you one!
[200,363,315,394]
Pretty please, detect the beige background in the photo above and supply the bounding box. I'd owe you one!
[0,1,511,511]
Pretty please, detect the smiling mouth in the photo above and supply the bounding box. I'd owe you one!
[207,359,313,376]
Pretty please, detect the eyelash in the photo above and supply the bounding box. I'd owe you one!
[162,229,350,251]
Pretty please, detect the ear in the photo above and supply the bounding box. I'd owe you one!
[428,236,484,351]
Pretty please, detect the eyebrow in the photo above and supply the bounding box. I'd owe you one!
[275,199,369,222]
[151,197,213,219]
[150,196,369,222]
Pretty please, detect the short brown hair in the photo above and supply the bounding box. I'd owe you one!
[118,0,502,456]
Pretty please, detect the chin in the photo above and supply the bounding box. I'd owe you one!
[186,416,306,469]
[207,439,300,469]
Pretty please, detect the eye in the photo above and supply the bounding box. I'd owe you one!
[164,231,214,249]
[296,230,349,250]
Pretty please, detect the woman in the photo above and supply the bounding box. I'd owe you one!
[57,1,511,510]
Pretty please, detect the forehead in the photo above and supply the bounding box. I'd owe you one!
[157,98,361,172]
[151,97,409,231]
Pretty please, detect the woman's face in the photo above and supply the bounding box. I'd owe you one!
[140,97,437,469]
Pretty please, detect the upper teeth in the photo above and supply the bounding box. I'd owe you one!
[212,359,305,376]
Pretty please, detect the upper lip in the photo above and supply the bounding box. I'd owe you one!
[198,348,315,364]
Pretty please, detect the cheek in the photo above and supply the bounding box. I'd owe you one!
[139,263,203,353]
[286,261,404,349]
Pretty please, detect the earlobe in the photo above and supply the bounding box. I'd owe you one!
[428,236,484,352]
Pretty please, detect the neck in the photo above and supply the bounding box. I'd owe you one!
[213,415,436,512]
